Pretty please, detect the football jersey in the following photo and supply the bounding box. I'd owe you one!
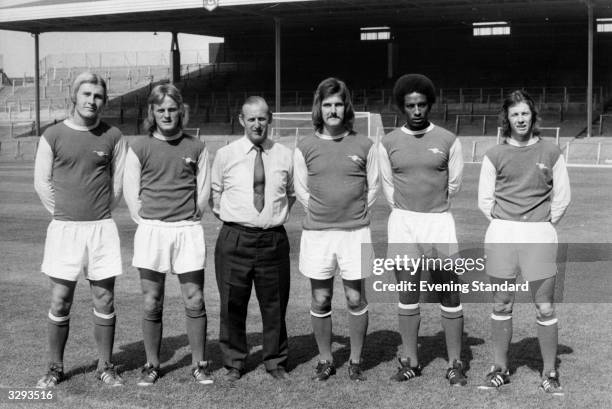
[42,120,122,221]
[484,139,562,222]
[296,132,373,230]
[128,133,206,222]
[382,124,458,213]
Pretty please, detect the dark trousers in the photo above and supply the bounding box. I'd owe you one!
[215,222,290,372]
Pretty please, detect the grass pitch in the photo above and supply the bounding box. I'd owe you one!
[1,160,611,409]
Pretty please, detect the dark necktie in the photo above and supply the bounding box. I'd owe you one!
[253,145,265,212]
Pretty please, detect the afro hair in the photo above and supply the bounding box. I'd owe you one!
[393,73,436,111]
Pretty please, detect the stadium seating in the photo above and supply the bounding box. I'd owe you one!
[1,53,610,139]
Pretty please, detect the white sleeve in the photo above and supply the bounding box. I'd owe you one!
[366,144,379,208]
[478,155,497,221]
[286,153,296,211]
[210,149,225,217]
[550,155,571,224]
[286,153,296,199]
[33,135,55,215]
[196,147,211,216]
[122,147,143,224]
[448,138,464,198]
[293,148,310,210]
[377,143,395,208]
[110,136,127,210]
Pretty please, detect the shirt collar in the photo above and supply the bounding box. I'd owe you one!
[506,136,540,147]
[239,135,274,155]
[152,130,183,141]
[400,122,435,136]
[64,118,100,131]
[315,130,349,141]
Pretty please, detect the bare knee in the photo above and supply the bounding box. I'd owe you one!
[49,296,72,317]
[92,290,114,314]
[535,302,555,321]
[183,291,204,312]
[311,293,332,316]
[345,292,367,313]
[143,291,164,315]
[312,292,332,310]
[492,290,514,316]
[49,280,75,316]
[493,300,514,317]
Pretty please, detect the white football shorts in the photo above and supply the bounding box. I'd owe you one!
[387,208,458,260]
[299,226,374,281]
[41,218,122,281]
[484,219,558,281]
[132,219,206,274]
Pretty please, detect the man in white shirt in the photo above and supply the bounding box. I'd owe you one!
[211,96,295,382]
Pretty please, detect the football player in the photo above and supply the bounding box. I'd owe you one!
[477,90,570,395]
[34,71,127,388]
[378,73,466,386]
[123,84,212,386]
[294,77,379,381]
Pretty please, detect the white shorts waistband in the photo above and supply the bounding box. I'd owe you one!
[392,208,452,218]
[138,219,202,228]
[490,219,552,226]
[51,218,115,226]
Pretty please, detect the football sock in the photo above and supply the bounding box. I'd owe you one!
[47,311,70,366]
[185,308,207,365]
[143,312,163,367]
[537,319,558,375]
[348,308,368,363]
[491,315,512,371]
[398,312,420,365]
[93,309,116,369]
[311,315,333,362]
[441,315,463,365]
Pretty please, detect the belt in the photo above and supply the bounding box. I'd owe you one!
[223,222,285,234]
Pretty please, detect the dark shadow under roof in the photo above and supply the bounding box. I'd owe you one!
[1,0,611,36]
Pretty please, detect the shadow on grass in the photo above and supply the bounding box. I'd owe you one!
[67,332,274,378]
[508,337,573,375]
[65,333,188,379]
[287,329,485,374]
[66,331,571,380]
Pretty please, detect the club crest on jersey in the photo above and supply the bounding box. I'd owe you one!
[428,148,444,155]
[92,150,108,157]
[182,156,196,165]
[347,155,365,166]
[536,162,549,170]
